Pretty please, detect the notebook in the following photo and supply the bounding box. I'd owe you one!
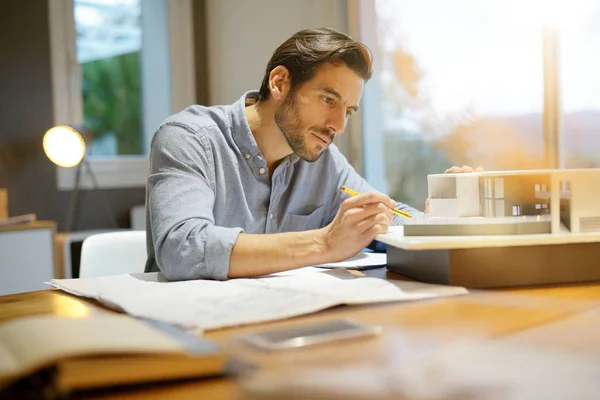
[0,314,226,393]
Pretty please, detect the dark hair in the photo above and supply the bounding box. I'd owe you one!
[258,27,373,101]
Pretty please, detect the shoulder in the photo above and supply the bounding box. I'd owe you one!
[150,104,232,151]
[164,104,231,133]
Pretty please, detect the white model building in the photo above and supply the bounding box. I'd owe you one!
[425,169,600,234]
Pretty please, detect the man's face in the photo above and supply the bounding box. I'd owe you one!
[274,62,364,162]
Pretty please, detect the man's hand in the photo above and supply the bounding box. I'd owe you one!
[321,192,395,262]
[424,165,484,213]
[228,192,396,278]
[444,165,485,173]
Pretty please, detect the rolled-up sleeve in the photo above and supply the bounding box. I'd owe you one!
[147,124,243,281]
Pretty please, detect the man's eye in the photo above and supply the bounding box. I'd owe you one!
[346,109,354,117]
[322,96,333,105]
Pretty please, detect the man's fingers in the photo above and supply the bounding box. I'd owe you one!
[356,213,392,234]
[344,203,393,225]
[371,202,394,220]
[445,165,482,174]
[341,192,394,211]
[364,223,388,237]
[444,166,463,173]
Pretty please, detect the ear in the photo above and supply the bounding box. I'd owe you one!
[269,66,291,101]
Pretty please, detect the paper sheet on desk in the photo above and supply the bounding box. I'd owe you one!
[49,268,467,331]
[315,252,387,270]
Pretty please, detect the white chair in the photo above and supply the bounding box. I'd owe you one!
[79,230,147,278]
[129,204,146,231]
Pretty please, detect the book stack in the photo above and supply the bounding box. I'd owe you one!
[0,315,227,396]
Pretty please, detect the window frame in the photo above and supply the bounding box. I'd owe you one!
[48,0,196,190]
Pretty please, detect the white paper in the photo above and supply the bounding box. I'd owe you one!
[315,252,387,270]
[50,268,467,331]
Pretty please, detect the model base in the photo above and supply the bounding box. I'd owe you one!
[387,242,600,288]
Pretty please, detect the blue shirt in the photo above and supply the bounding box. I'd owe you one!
[145,91,420,280]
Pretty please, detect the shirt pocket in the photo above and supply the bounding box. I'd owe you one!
[280,204,327,232]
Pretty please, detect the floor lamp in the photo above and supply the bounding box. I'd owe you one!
[43,125,118,231]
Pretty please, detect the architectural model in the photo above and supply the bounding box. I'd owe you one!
[405,169,600,236]
[378,168,600,288]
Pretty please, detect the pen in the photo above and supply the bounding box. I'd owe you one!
[340,186,412,218]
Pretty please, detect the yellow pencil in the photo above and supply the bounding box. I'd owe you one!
[340,186,412,218]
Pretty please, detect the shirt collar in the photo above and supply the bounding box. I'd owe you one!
[230,90,261,159]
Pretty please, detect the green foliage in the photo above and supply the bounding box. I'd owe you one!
[82,51,142,155]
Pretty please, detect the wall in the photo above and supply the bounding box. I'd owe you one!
[204,0,350,106]
[193,0,210,106]
[0,1,146,231]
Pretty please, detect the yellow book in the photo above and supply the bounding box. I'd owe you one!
[0,314,226,394]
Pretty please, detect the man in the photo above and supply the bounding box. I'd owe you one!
[145,27,475,281]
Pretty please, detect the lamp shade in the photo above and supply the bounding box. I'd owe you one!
[43,126,86,168]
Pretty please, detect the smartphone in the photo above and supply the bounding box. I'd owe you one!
[237,319,382,351]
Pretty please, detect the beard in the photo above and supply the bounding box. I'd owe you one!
[274,91,333,163]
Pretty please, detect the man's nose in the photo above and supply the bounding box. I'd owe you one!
[326,109,346,135]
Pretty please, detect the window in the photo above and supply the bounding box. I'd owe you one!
[48,0,196,189]
[356,0,599,209]
[558,1,600,168]
[75,0,160,157]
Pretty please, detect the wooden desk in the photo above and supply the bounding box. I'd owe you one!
[2,271,600,399]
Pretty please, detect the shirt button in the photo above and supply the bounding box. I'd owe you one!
[259,168,265,174]
[244,154,251,159]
